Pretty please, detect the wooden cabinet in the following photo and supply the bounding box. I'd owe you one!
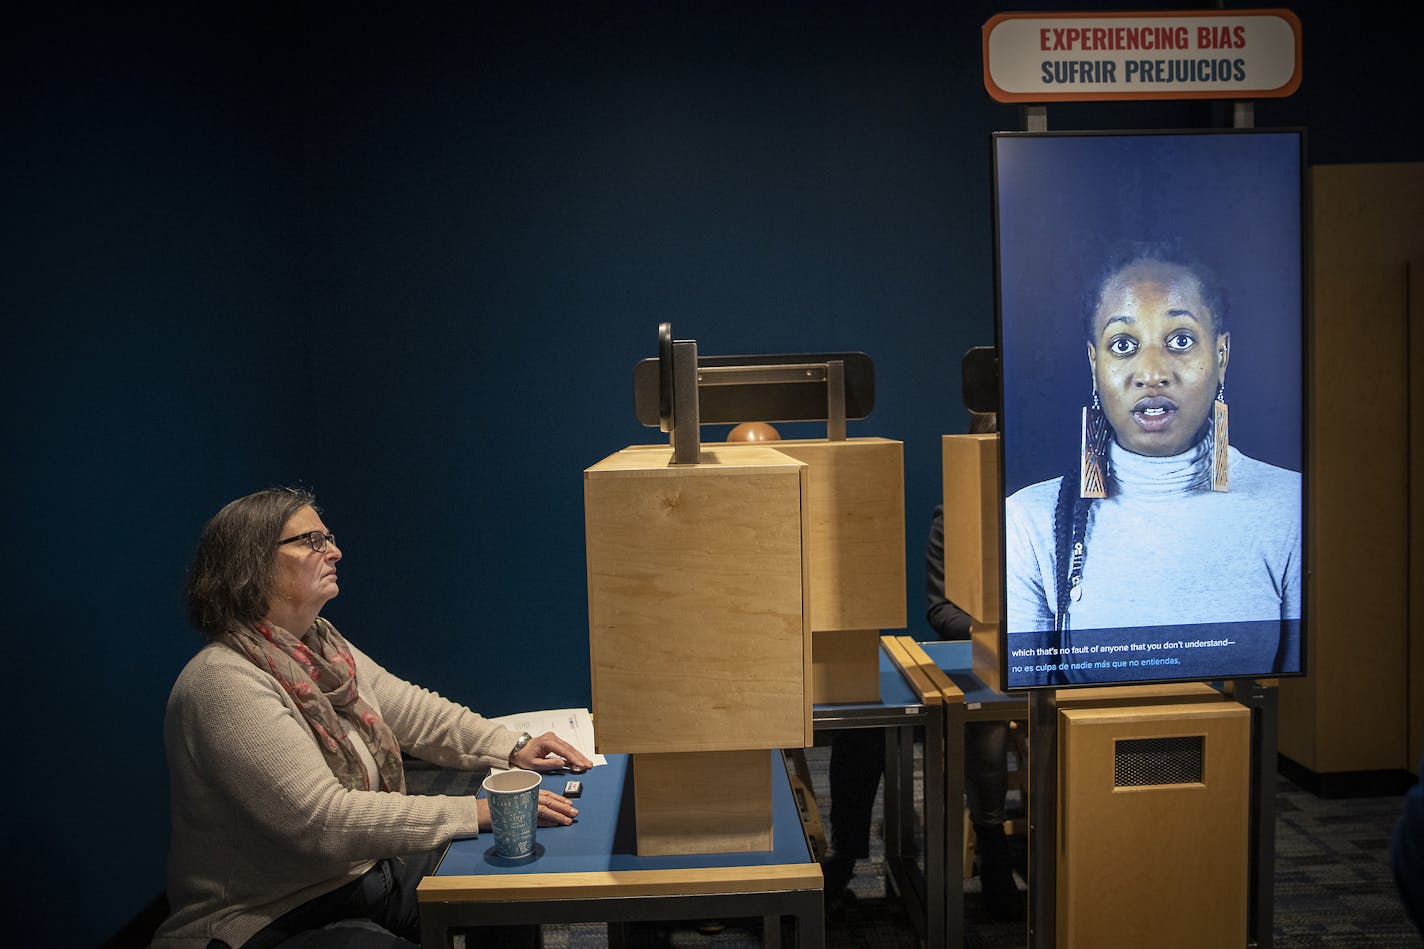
[1278,162,1424,784]
[585,444,813,757]
[585,436,906,852]
[1057,702,1251,948]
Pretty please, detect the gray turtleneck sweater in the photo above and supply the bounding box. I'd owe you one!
[1004,439,1301,684]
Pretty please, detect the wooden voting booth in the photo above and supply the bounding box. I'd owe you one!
[585,328,905,856]
[724,436,906,704]
[585,444,811,856]
[942,433,1254,948]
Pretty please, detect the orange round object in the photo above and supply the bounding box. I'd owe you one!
[727,421,781,442]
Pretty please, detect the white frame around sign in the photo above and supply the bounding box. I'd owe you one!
[982,8,1302,102]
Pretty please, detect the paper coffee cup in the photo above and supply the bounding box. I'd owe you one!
[482,769,541,858]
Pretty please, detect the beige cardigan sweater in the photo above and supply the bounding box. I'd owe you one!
[151,637,518,949]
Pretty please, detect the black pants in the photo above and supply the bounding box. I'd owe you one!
[824,728,885,894]
[965,720,1010,828]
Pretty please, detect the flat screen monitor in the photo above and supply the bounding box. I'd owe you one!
[992,127,1306,690]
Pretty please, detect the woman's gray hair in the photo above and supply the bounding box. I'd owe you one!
[185,487,317,637]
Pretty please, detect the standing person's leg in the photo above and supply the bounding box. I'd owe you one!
[824,727,886,901]
[965,720,1023,920]
[964,721,1008,829]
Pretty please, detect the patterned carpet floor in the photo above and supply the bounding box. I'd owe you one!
[410,743,1418,948]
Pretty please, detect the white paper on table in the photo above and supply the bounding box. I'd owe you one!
[487,707,607,771]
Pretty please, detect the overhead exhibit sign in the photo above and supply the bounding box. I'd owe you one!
[982,8,1302,102]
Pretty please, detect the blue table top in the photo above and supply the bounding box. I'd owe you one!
[433,751,812,877]
[921,639,972,674]
[920,640,1027,709]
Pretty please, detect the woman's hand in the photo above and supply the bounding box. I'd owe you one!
[474,789,579,831]
[534,789,579,826]
[511,731,595,773]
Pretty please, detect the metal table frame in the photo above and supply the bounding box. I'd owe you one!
[420,884,823,949]
[812,636,947,948]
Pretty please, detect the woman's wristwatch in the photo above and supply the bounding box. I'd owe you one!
[508,731,533,766]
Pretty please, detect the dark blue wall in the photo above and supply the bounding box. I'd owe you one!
[5,9,310,945]
[298,0,1002,720]
[5,3,1419,944]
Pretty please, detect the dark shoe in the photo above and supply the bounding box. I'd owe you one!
[974,824,1025,922]
[825,887,859,924]
[981,867,1025,922]
[820,850,857,896]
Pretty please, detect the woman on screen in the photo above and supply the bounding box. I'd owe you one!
[1003,251,1301,683]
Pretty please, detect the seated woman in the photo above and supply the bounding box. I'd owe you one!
[152,487,592,949]
[1005,252,1302,684]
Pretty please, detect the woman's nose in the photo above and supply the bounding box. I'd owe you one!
[1134,349,1171,386]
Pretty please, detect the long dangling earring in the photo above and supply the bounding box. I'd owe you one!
[1211,381,1229,492]
[1080,388,1109,499]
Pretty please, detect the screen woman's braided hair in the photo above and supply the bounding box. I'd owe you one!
[1046,247,1228,639]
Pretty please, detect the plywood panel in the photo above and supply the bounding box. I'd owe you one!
[811,628,882,704]
[1279,162,1424,773]
[634,750,772,855]
[941,434,1000,624]
[722,438,906,631]
[1055,681,1220,709]
[882,635,948,706]
[972,620,1002,693]
[585,445,811,754]
[1058,703,1250,949]
[896,636,961,703]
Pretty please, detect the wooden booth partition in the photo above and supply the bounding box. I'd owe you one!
[942,433,1004,689]
[633,750,774,856]
[722,436,906,704]
[584,444,813,855]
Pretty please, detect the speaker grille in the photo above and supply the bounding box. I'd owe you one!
[1114,735,1205,787]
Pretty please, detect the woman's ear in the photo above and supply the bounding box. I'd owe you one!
[1086,341,1098,382]
[1217,332,1231,378]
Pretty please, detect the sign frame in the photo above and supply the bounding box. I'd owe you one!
[982,8,1303,103]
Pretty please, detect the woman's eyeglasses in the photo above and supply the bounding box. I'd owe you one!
[276,530,336,553]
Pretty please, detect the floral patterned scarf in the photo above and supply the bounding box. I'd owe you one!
[222,617,407,793]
